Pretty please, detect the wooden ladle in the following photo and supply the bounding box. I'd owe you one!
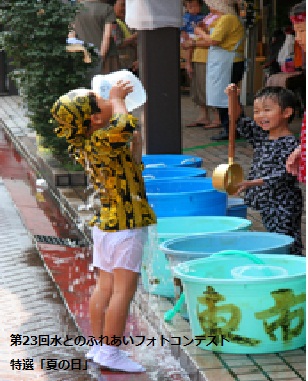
[212,86,244,195]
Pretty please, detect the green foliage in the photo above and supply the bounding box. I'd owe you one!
[0,0,99,164]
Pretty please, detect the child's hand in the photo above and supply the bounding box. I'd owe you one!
[109,80,133,101]
[225,83,240,96]
[235,178,264,195]
[181,39,194,50]
[181,31,189,41]
[225,83,242,121]
[194,26,204,36]
[235,180,250,195]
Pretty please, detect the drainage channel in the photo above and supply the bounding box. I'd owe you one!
[34,234,88,247]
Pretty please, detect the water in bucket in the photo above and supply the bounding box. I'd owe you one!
[91,70,146,112]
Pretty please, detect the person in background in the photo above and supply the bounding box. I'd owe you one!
[227,84,303,255]
[51,81,156,372]
[74,0,120,76]
[194,0,245,141]
[263,29,286,76]
[183,9,221,128]
[111,0,138,75]
[286,1,306,183]
[181,0,205,41]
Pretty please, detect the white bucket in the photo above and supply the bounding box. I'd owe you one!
[91,70,146,112]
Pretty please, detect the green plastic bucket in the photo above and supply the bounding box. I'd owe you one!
[173,251,306,354]
[160,232,294,319]
[141,216,252,297]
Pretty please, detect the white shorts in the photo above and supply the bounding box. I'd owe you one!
[92,226,149,273]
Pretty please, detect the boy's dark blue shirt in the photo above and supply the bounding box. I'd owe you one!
[181,12,205,34]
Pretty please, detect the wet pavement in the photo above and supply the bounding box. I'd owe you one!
[0,102,192,380]
[0,161,98,380]
[0,93,306,381]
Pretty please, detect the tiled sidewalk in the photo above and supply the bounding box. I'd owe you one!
[0,94,306,381]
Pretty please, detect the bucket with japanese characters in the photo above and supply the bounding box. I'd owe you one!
[173,250,306,354]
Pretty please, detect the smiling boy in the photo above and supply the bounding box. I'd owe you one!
[226,84,303,255]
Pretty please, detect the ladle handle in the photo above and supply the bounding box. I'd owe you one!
[228,87,237,163]
[210,250,265,265]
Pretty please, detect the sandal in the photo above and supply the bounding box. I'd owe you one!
[185,122,207,128]
[203,123,222,129]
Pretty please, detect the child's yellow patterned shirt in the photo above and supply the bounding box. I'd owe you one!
[56,113,156,231]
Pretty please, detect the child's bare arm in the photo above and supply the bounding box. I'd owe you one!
[235,179,264,196]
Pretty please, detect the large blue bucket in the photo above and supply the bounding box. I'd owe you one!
[143,167,206,181]
[142,154,203,168]
[160,232,294,268]
[227,197,247,218]
[160,232,294,319]
[145,178,227,217]
[142,216,252,297]
[173,252,306,354]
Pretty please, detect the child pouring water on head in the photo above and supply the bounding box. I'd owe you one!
[51,80,156,372]
[225,84,303,255]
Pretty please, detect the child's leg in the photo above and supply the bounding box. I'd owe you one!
[93,268,145,372]
[92,228,147,372]
[89,269,113,338]
[261,204,303,255]
[103,268,139,339]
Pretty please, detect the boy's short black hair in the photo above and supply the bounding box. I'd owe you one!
[89,92,101,114]
[185,0,203,6]
[254,86,296,123]
[290,1,306,17]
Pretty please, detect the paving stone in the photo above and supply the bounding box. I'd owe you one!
[0,181,99,381]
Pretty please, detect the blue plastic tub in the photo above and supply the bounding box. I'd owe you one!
[145,178,227,217]
[227,197,247,218]
[142,154,203,168]
[160,232,294,319]
[161,232,294,268]
[173,252,306,353]
[142,216,252,297]
[143,167,206,181]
